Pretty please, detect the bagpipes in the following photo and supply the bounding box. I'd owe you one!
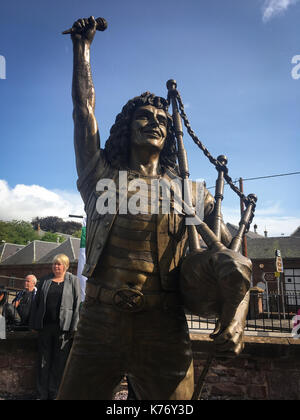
[166,79,256,317]
[166,79,257,256]
[167,80,257,399]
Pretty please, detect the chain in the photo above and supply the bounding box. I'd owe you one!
[175,90,251,206]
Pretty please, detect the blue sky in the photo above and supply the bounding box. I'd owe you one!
[0,0,299,236]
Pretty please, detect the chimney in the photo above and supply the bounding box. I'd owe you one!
[264,228,268,238]
[254,224,258,234]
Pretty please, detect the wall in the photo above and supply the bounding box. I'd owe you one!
[1,332,299,400]
[192,333,300,400]
[0,332,38,399]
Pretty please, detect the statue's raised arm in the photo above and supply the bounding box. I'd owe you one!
[69,16,101,177]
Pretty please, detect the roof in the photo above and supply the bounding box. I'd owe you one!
[291,226,300,238]
[226,223,264,239]
[0,240,59,265]
[0,243,25,263]
[38,237,80,263]
[246,236,300,259]
[54,232,75,239]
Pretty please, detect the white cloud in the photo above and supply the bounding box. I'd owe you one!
[0,180,84,222]
[222,203,300,237]
[251,216,300,236]
[262,0,300,22]
[1,179,299,238]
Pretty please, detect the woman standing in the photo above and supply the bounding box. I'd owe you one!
[30,254,80,400]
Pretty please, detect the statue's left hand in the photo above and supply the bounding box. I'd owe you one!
[210,318,245,357]
[210,290,250,357]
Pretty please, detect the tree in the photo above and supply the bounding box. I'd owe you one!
[32,216,62,233]
[0,217,83,246]
[32,216,81,235]
[40,232,65,243]
[72,229,82,239]
[0,220,39,245]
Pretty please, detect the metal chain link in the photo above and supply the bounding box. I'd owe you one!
[175,90,250,205]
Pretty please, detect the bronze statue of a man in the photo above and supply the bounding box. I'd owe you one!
[57,16,251,400]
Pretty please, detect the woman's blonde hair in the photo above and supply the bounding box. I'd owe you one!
[52,254,70,271]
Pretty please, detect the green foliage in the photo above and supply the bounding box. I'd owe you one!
[0,220,39,245]
[40,232,65,243]
[32,216,82,235]
[72,229,82,239]
[0,220,67,245]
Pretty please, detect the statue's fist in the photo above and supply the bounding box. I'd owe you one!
[210,318,245,357]
[210,291,250,357]
[71,16,97,44]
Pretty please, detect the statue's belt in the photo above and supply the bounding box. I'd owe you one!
[85,283,182,313]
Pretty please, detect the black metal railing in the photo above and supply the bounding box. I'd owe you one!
[186,291,300,335]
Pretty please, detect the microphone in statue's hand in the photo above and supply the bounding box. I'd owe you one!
[62,17,108,35]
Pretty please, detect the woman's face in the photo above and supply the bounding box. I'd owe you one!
[52,260,67,277]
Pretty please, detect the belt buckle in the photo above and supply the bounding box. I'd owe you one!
[113,288,144,313]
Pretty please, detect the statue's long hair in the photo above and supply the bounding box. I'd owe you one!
[104,92,178,171]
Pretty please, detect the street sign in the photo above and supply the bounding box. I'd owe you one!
[263,272,276,282]
[276,256,284,273]
[275,249,284,273]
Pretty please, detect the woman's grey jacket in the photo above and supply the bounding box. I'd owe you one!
[30,272,81,332]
